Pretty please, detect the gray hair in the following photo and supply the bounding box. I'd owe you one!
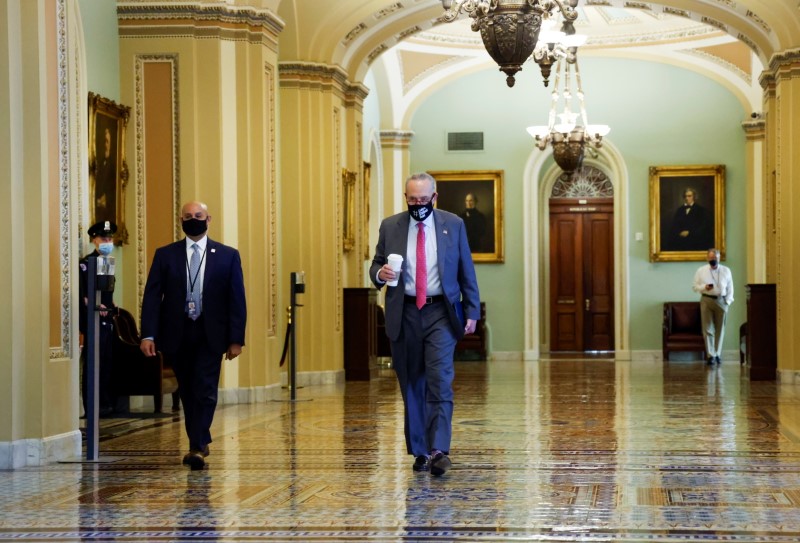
[405,172,436,192]
[708,248,720,257]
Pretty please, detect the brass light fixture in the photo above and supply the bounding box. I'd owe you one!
[440,0,579,87]
[526,54,609,173]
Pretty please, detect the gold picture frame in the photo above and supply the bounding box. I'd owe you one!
[342,168,357,252]
[363,161,371,259]
[649,164,725,262]
[88,92,131,244]
[429,169,504,263]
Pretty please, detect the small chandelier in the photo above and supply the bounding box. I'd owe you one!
[531,13,586,86]
[526,55,609,173]
[440,0,579,87]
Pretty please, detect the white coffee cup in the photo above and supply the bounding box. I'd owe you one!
[386,254,403,287]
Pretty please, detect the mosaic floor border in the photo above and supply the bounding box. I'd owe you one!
[2,529,800,542]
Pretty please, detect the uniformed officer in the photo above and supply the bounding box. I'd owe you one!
[79,220,118,417]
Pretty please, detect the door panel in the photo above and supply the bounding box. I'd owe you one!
[584,212,614,350]
[550,212,583,351]
[549,199,614,352]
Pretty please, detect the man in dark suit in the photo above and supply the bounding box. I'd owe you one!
[667,188,712,251]
[140,201,247,470]
[370,172,480,477]
[459,192,487,253]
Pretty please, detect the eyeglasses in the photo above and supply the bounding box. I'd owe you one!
[406,194,435,205]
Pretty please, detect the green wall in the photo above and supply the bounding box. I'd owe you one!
[408,57,746,355]
[79,0,120,102]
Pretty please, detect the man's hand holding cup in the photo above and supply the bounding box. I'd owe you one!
[383,254,403,287]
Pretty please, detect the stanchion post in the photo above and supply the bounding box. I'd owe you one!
[85,256,100,461]
[289,271,305,400]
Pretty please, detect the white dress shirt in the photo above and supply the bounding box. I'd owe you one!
[403,214,442,297]
[692,263,734,305]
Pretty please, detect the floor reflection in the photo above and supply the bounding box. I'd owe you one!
[2,359,800,541]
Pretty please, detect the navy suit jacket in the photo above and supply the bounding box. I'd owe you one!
[141,238,247,356]
[370,209,480,342]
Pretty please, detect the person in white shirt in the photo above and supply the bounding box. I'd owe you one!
[692,248,734,365]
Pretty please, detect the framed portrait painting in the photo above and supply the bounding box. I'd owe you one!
[428,170,504,263]
[649,164,725,262]
[88,92,130,244]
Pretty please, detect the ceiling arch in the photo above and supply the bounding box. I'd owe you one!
[274,0,798,84]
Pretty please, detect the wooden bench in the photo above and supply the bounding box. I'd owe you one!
[112,308,180,412]
[662,301,705,361]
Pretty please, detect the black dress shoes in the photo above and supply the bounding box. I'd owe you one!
[714,356,721,364]
[706,356,715,365]
[182,446,210,467]
[413,455,430,472]
[430,452,451,476]
[186,452,205,470]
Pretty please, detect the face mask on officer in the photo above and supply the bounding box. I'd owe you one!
[98,242,114,256]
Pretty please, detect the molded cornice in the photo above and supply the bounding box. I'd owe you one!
[278,62,369,109]
[117,2,284,51]
[760,48,800,89]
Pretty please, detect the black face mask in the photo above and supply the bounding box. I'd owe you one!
[182,218,208,237]
[408,201,434,222]
[709,259,718,267]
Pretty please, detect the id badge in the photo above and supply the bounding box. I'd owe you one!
[186,300,197,317]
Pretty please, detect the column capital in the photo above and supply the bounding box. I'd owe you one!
[379,130,415,148]
[760,48,800,89]
[741,118,766,141]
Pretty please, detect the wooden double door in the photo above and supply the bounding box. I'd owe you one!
[549,198,614,352]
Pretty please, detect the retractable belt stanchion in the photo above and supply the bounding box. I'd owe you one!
[85,255,115,461]
[288,272,304,400]
[277,272,307,402]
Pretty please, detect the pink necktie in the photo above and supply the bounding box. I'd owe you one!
[416,222,427,309]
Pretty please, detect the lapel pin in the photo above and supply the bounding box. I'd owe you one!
[443,229,448,235]
[211,248,216,253]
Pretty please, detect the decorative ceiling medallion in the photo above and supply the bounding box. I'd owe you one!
[397,26,422,41]
[737,33,760,56]
[374,2,403,20]
[342,23,367,46]
[367,44,389,64]
[745,10,770,34]
[701,16,727,32]
[663,7,690,18]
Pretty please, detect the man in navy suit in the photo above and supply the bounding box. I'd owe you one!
[370,172,480,476]
[140,201,247,470]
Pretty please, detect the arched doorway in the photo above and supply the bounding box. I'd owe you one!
[548,166,615,352]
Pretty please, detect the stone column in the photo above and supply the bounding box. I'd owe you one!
[279,63,367,377]
[379,130,415,216]
[741,118,767,283]
[760,49,800,379]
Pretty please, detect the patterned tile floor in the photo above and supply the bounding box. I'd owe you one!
[3,359,800,542]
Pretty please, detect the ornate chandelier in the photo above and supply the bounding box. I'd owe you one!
[440,0,579,87]
[526,55,609,173]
